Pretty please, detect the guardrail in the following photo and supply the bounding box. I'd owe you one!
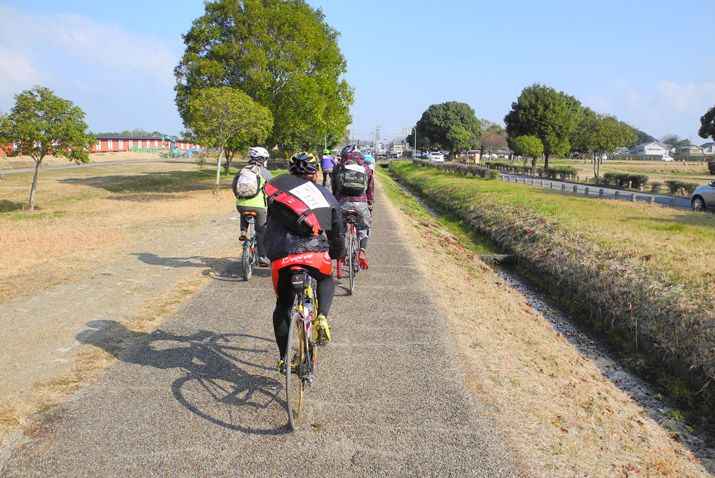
[499,174,691,209]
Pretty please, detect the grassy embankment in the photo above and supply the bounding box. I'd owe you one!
[389,160,715,419]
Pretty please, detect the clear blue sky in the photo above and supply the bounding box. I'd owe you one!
[1,0,713,144]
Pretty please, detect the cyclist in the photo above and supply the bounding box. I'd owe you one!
[264,152,345,372]
[331,148,374,275]
[233,146,272,267]
[320,149,336,187]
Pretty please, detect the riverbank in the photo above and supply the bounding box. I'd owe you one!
[388,160,715,422]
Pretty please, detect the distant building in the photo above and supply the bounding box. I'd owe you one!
[629,141,669,157]
[92,136,199,153]
[678,144,704,156]
[0,135,200,157]
[701,142,715,155]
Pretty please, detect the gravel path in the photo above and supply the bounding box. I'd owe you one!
[0,187,517,477]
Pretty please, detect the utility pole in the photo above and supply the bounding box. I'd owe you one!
[375,124,381,153]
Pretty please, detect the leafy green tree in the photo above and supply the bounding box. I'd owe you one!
[661,134,689,150]
[446,125,473,156]
[572,109,637,179]
[185,87,273,191]
[175,0,352,152]
[699,106,715,141]
[0,86,94,210]
[94,129,163,137]
[407,101,481,155]
[509,135,543,171]
[504,84,582,169]
[633,128,656,145]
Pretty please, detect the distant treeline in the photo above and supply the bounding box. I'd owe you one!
[93,129,165,138]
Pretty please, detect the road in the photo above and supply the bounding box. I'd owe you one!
[0,188,516,477]
[0,158,197,175]
[499,174,692,210]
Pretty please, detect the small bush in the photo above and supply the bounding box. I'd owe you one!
[664,180,699,196]
[628,174,649,190]
[602,172,649,190]
[650,182,662,194]
[708,161,715,175]
[412,158,497,179]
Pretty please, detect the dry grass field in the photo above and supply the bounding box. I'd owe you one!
[0,160,243,446]
[0,161,228,304]
[0,151,163,170]
[549,158,713,184]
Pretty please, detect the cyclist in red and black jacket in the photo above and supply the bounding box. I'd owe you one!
[265,152,345,372]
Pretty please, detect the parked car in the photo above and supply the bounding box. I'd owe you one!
[428,152,445,163]
[660,155,674,162]
[691,180,715,211]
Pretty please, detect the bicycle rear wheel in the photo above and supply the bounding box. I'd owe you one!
[347,228,356,295]
[241,222,255,281]
[241,241,253,281]
[285,313,306,430]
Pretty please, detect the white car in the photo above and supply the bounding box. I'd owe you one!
[428,152,445,163]
[661,155,674,162]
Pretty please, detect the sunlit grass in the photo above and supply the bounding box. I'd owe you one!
[391,161,715,284]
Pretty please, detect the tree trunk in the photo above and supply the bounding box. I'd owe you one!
[544,152,550,170]
[223,151,234,176]
[29,158,42,211]
[214,147,223,195]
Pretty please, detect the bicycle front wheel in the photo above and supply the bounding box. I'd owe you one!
[285,313,306,430]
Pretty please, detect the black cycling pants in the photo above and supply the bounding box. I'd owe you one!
[273,266,335,358]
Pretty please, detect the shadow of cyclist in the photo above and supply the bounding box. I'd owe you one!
[131,252,272,282]
[77,320,288,435]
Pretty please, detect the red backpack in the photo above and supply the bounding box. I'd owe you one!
[265,182,322,237]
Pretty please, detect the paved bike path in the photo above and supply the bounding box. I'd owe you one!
[1,186,517,477]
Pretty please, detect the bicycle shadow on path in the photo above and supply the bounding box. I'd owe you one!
[76,320,288,436]
[132,252,272,282]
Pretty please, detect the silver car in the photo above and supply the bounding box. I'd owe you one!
[691,180,715,211]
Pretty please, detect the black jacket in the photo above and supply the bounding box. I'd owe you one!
[265,174,345,261]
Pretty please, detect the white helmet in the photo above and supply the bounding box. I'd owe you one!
[249,146,270,159]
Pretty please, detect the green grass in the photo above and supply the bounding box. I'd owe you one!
[377,166,499,254]
[390,160,715,419]
[390,161,715,284]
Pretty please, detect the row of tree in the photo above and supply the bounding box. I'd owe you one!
[409,84,715,179]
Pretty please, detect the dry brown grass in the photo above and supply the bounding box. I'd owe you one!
[379,177,711,477]
[390,162,715,407]
[552,159,712,184]
[0,152,162,170]
[0,162,233,304]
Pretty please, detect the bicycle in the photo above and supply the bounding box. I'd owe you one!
[343,209,361,295]
[321,169,332,189]
[240,212,258,281]
[284,266,319,430]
